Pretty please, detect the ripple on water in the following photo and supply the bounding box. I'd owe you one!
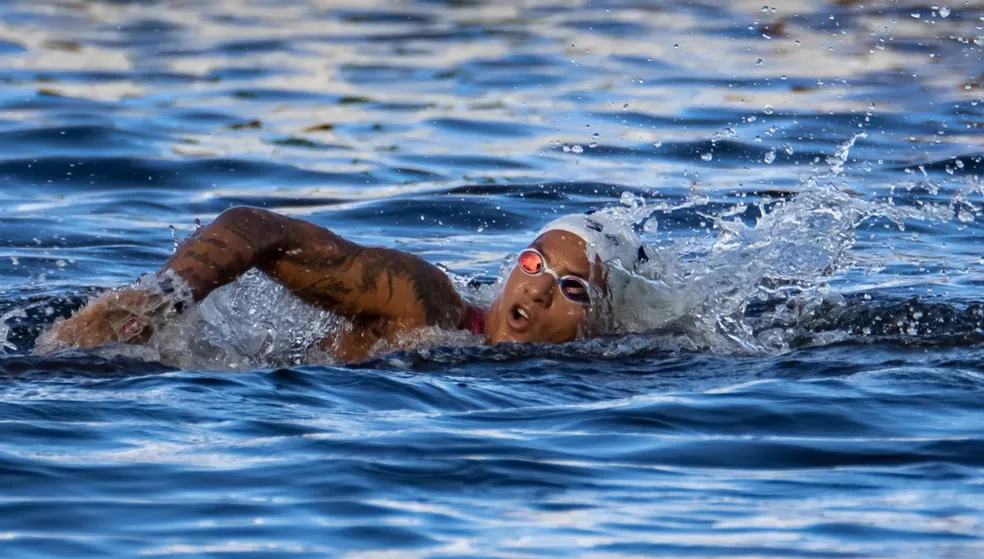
[1,0,984,556]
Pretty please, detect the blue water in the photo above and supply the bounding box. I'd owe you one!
[2,0,984,556]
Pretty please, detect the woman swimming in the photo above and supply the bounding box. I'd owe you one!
[39,207,646,363]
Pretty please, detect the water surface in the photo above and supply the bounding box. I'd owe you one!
[2,0,984,556]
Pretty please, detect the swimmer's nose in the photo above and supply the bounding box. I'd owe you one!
[523,273,555,307]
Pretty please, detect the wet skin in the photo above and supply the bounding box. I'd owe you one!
[42,208,593,362]
[486,231,590,345]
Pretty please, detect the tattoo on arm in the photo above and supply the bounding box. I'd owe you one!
[161,207,288,301]
[354,250,459,326]
[266,241,464,328]
[161,206,465,329]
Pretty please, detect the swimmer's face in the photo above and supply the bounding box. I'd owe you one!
[487,230,592,345]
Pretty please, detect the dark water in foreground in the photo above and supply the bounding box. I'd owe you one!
[2,0,984,556]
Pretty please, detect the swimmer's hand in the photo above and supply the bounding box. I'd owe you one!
[37,289,162,353]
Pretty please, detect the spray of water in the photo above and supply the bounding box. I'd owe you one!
[13,137,975,367]
[587,181,955,355]
[0,308,25,351]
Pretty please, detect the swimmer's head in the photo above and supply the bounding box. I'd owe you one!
[486,213,645,345]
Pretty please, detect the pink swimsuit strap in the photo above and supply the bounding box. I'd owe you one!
[462,305,487,336]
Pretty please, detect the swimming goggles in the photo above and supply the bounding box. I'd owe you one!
[517,248,591,305]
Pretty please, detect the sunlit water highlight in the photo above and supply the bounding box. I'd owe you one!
[2,0,984,556]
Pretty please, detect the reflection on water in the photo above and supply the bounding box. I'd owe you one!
[1,0,984,557]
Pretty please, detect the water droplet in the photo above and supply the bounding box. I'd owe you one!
[756,58,764,65]
[620,191,644,207]
[592,132,599,139]
[955,159,965,168]
[588,142,598,148]
[169,224,178,253]
[911,12,921,18]
[763,149,776,164]
[711,126,737,142]
[939,6,950,17]
[761,5,769,13]
[783,144,794,155]
[571,144,584,154]
[622,103,629,110]
[747,115,757,122]
[764,105,774,115]
[701,152,713,161]
[653,141,662,148]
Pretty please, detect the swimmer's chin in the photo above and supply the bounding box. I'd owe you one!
[487,332,516,345]
[486,326,537,345]
[485,322,517,345]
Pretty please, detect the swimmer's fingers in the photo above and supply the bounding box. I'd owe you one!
[38,289,159,352]
[39,306,119,352]
[91,289,166,343]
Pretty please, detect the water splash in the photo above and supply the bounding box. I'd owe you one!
[44,147,972,368]
[826,132,867,176]
[558,177,960,355]
[0,307,26,352]
[155,271,343,370]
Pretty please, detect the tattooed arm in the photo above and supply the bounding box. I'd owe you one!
[167,207,466,324]
[41,207,468,361]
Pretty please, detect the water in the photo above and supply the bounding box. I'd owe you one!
[2,0,984,556]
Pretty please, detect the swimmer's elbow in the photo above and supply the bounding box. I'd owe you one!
[213,206,290,251]
[215,206,281,228]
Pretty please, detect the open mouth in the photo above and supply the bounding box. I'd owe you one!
[506,303,532,332]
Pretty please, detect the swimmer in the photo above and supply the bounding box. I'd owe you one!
[39,207,646,362]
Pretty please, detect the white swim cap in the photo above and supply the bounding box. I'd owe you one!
[537,212,645,268]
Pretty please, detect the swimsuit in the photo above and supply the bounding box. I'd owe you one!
[462,304,486,336]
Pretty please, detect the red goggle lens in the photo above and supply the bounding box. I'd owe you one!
[518,249,544,274]
[517,249,591,305]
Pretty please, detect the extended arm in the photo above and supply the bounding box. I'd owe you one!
[40,207,467,359]
[166,207,465,327]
